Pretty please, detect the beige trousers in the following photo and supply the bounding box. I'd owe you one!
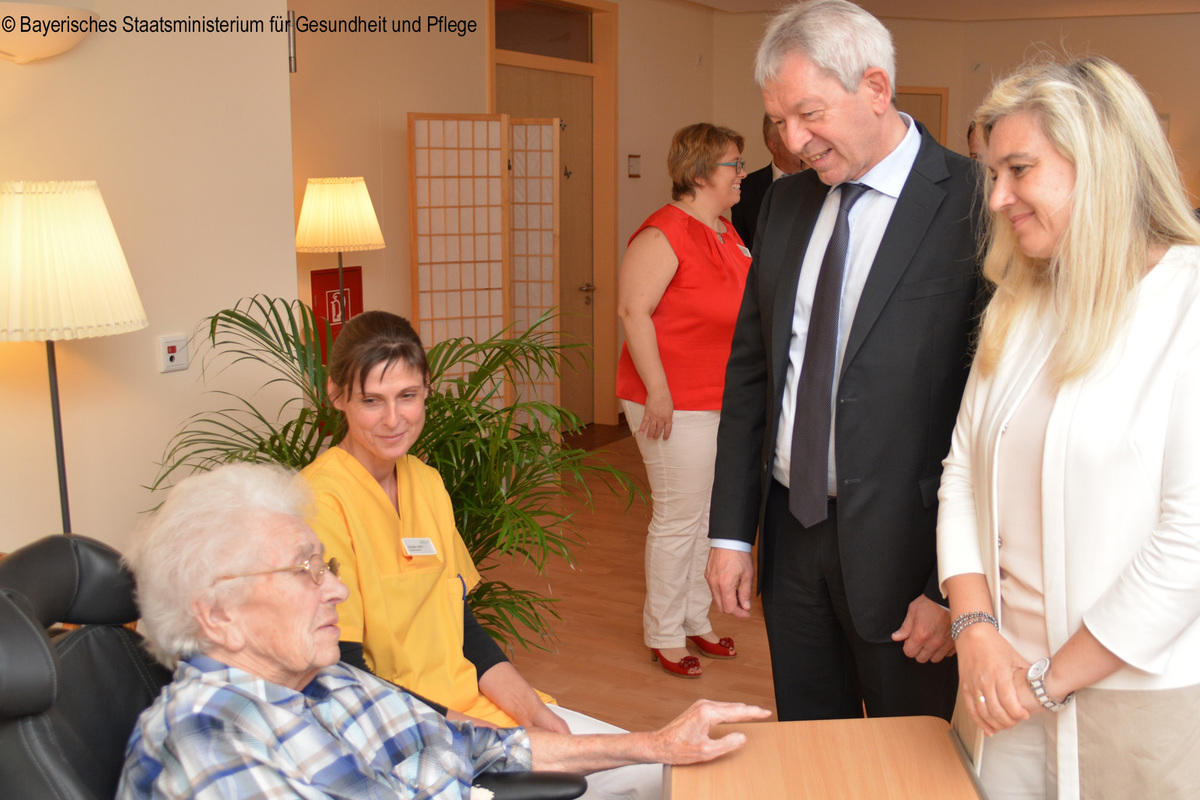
[621,400,720,649]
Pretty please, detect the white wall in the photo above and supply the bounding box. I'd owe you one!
[714,9,1200,200]
[0,0,296,552]
[289,0,489,318]
[615,0,717,243]
[954,14,1200,196]
[289,0,726,311]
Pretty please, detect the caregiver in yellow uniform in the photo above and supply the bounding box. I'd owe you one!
[304,310,662,800]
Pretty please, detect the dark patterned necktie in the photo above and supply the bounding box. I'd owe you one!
[788,182,868,527]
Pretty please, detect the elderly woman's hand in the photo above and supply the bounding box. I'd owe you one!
[647,699,771,764]
[527,699,770,774]
[955,623,1034,735]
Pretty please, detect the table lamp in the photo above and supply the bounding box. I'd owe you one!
[0,180,148,534]
[295,177,385,322]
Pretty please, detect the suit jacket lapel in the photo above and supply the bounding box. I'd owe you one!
[841,131,950,377]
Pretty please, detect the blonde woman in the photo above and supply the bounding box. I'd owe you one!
[938,55,1200,799]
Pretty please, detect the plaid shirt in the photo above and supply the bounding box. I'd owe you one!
[117,655,532,800]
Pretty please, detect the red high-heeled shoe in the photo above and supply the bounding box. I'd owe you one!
[687,635,737,659]
[651,648,702,678]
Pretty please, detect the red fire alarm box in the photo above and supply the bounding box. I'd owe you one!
[311,266,363,335]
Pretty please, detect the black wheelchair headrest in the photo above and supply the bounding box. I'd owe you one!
[0,535,140,717]
[0,534,138,626]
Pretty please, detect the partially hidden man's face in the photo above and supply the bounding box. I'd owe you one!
[762,52,894,187]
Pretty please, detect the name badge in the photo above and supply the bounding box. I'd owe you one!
[738,244,751,258]
[402,537,438,557]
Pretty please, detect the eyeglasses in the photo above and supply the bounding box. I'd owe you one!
[715,159,746,172]
[215,555,341,586]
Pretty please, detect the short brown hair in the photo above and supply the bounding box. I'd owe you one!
[327,311,429,441]
[668,123,745,201]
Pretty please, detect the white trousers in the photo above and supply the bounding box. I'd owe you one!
[621,401,720,649]
[978,713,1056,799]
[548,705,664,800]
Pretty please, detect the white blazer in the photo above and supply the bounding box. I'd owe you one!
[937,245,1200,794]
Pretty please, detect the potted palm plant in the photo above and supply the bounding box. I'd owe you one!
[153,295,636,648]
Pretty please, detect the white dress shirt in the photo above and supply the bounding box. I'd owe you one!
[715,114,920,554]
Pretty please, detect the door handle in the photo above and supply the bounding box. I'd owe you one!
[578,282,596,305]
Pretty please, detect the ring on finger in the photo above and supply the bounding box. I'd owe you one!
[977,695,987,704]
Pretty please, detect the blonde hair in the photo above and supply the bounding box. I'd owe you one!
[973,55,1200,383]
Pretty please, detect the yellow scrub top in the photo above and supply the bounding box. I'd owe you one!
[304,447,532,725]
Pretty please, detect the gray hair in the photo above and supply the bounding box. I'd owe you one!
[755,0,896,97]
[127,462,313,668]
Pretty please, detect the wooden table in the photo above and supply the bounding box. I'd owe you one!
[665,715,983,799]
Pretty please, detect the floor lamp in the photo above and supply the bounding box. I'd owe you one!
[295,177,385,323]
[0,180,148,534]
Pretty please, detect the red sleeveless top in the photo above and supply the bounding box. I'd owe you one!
[616,204,752,410]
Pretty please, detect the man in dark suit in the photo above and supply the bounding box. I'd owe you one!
[706,0,982,722]
[731,114,808,251]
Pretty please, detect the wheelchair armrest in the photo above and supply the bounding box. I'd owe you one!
[472,770,588,800]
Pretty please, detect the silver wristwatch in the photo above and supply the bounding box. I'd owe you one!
[1027,657,1074,712]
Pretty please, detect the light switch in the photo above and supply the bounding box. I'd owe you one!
[158,334,189,373]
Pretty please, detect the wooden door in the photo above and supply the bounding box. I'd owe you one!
[496,66,594,424]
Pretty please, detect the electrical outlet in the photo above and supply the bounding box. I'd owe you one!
[158,334,189,373]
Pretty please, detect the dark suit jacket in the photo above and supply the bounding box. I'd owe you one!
[710,126,984,643]
[730,164,773,252]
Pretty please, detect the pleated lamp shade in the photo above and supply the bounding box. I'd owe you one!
[0,180,148,342]
[295,177,386,253]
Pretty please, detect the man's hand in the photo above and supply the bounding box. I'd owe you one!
[705,548,754,618]
[890,594,955,663]
[649,700,772,764]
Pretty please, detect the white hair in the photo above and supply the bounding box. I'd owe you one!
[126,462,313,668]
[755,0,896,97]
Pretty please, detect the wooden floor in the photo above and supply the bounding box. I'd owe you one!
[488,427,778,733]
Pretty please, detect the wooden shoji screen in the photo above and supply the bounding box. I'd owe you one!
[408,114,510,377]
[409,113,561,408]
[509,118,560,408]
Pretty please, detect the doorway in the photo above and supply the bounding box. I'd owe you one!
[496,66,594,423]
[489,0,618,426]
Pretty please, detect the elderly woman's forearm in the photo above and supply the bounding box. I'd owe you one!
[528,730,654,773]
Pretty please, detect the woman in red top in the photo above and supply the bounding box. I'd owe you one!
[616,123,752,678]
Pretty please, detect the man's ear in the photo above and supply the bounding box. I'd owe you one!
[193,596,245,653]
[861,67,894,115]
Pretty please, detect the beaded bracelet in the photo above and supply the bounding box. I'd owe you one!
[950,611,999,640]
